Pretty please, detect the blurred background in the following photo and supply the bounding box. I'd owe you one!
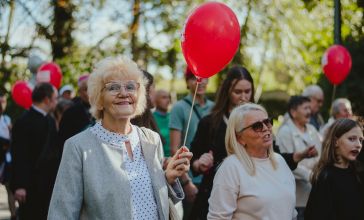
[0,0,363,120]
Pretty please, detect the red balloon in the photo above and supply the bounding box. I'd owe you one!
[322,45,352,85]
[11,81,33,109]
[37,62,63,89]
[181,2,240,78]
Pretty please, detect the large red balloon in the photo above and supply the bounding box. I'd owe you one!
[181,2,240,78]
[11,81,33,109]
[37,62,63,89]
[322,45,352,85]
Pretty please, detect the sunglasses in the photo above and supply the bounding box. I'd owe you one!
[239,118,273,133]
[103,81,140,96]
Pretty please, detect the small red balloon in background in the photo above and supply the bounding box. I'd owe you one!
[322,45,352,85]
[37,62,63,89]
[12,81,33,109]
[181,2,240,79]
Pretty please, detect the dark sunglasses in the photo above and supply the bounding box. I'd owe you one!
[239,118,273,133]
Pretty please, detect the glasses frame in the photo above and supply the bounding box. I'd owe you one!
[102,81,140,96]
[239,118,273,133]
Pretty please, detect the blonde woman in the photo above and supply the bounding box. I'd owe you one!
[48,56,192,219]
[208,103,296,220]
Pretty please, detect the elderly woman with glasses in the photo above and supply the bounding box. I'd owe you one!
[207,103,296,220]
[48,56,192,220]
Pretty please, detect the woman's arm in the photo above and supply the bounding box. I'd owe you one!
[48,139,83,220]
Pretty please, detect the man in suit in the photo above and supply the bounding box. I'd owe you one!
[10,82,58,220]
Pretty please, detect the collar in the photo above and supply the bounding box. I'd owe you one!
[154,109,168,116]
[90,121,139,150]
[32,105,47,116]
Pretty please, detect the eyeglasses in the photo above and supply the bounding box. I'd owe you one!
[103,81,140,95]
[239,118,273,133]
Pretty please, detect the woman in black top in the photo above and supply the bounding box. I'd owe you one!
[188,66,315,220]
[305,118,364,220]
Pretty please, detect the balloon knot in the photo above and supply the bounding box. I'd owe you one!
[196,77,203,83]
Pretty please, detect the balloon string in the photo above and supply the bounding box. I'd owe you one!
[331,85,337,104]
[183,80,200,147]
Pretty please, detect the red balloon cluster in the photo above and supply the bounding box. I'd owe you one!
[181,2,240,79]
[37,62,63,89]
[322,45,352,85]
[11,81,33,109]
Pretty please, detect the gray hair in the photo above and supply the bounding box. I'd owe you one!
[302,85,323,97]
[331,98,351,118]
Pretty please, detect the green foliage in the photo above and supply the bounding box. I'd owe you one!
[1,0,363,121]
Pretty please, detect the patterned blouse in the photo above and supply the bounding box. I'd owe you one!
[90,122,159,220]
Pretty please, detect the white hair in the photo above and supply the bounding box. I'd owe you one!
[331,98,351,117]
[302,85,323,97]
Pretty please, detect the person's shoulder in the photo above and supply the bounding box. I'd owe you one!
[272,152,286,163]
[316,166,334,183]
[276,122,291,135]
[206,99,215,106]
[65,128,94,146]
[136,126,160,143]
[307,123,319,133]
[220,155,241,169]
[199,114,213,124]
[13,110,32,125]
[171,98,188,109]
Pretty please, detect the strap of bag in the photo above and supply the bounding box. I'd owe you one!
[182,98,202,120]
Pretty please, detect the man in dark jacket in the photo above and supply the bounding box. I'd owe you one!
[10,82,58,220]
[57,74,93,154]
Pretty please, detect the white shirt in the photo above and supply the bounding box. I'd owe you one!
[208,153,296,220]
[0,114,11,139]
[90,122,158,220]
[32,105,47,116]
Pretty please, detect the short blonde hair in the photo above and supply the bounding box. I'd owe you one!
[225,103,277,176]
[88,56,147,120]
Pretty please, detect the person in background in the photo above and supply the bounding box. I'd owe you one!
[53,98,73,130]
[302,85,325,131]
[48,56,191,219]
[208,103,296,220]
[153,89,172,158]
[276,95,322,220]
[169,67,214,219]
[305,118,364,220]
[10,83,58,220]
[131,70,159,133]
[58,84,74,100]
[320,98,352,136]
[0,92,17,220]
[57,74,93,154]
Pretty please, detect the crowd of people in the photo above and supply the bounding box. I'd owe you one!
[0,55,363,220]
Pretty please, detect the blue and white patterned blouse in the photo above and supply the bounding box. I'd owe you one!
[90,122,159,220]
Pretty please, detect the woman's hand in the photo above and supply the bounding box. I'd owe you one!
[165,146,193,185]
[293,146,318,163]
[193,150,214,173]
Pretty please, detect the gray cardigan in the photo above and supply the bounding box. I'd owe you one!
[48,126,184,220]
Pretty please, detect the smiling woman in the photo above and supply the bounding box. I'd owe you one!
[48,56,192,220]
